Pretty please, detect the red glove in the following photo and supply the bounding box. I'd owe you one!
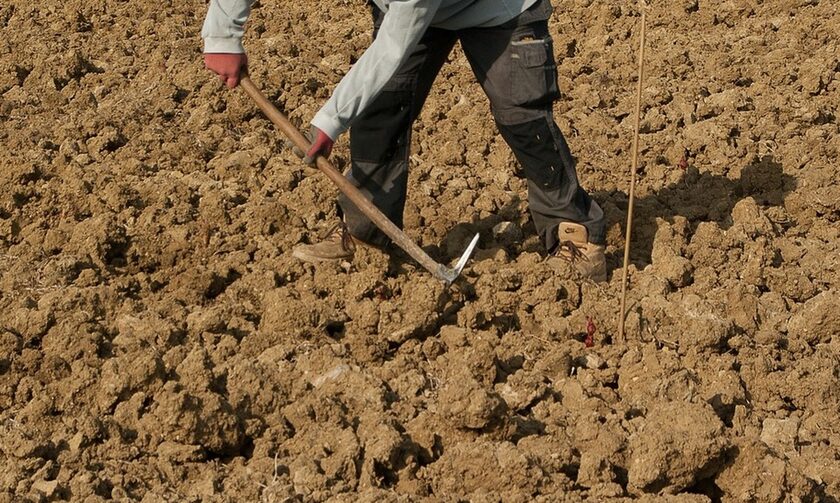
[204,53,247,88]
[302,126,334,165]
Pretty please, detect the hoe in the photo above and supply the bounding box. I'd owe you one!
[240,76,479,285]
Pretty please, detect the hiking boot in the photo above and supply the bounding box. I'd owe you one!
[553,222,607,283]
[292,222,356,263]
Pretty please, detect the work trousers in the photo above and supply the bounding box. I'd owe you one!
[338,0,606,251]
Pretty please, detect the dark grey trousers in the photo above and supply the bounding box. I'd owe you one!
[339,0,606,251]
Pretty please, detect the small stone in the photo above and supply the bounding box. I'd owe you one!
[69,432,86,453]
[309,364,351,388]
[584,353,605,370]
[492,221,523,246]
[534,349,572,383]
[31,480,59,498]
[761,417,800,458]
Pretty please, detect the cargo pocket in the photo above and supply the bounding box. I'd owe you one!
[509,36,560,108]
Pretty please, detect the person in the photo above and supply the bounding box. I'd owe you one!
[202,0,607,282]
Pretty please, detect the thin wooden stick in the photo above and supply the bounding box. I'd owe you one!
[618,2,647,342]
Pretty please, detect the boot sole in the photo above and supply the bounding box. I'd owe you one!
[292,248,354,263]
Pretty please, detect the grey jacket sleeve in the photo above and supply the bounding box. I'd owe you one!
[202,0,253,53]
[201,0,441,140]
[311,0,442,140]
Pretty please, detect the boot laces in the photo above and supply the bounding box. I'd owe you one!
[555,240,589,264]
[320,221,354,251]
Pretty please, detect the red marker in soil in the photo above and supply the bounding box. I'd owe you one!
[678,150,689,171]
[585,316,596,347]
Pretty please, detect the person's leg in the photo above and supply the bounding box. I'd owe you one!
[338,8,458,247]
[458,0,605,254]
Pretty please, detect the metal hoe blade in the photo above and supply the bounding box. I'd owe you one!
[438,233,480,285]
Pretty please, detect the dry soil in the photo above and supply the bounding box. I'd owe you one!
[1,0,839,501]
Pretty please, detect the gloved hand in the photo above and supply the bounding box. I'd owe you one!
[302,126,334,165]
[204,53,248,88]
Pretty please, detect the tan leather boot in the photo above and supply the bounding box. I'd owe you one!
[554,222,607,283]
[292,222,356,262]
